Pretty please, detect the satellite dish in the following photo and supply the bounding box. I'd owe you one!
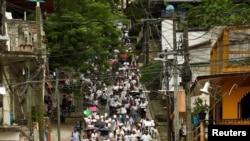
[166,5,175,14]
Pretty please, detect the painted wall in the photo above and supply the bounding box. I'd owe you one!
[222,80,249,119]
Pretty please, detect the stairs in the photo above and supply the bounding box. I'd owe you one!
[157,122,168,141]
[147,93,169,141]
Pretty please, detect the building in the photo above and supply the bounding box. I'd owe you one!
[191,26,250,140]
[147,1,250,140]
[0,2,51,139]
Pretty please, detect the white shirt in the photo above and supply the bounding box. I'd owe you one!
[120,106,127,114]
[116,127,125,137]
[131,133,138,141]
[71,131,81,141]
[135,129,142,138]
[111,119,120,131]
[144,120,153,127]
[113,85,119,91]
[91,132,98,141]
[139,102,148,109]
[141,134,152,141]
[124,121,132,131]
[109,97,115,106]
[124,134,132,141]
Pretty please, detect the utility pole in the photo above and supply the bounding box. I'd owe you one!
[144,20,149,65]
[1,0,6,35]
[165,56,172,141]
[32,1,45,140]
[173,13,180,141]
[182,21,192,141]
[25,61,34,140]
[55,69,61,141]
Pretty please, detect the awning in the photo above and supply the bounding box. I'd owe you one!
[191,72,250,97]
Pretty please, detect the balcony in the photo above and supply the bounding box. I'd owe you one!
[3,19,39,53]
[210,26,250,75]
[192,119,250,141]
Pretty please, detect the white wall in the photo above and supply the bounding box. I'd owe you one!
[3,66,11,125]
[161,19,215,91]
[161,19,210,52]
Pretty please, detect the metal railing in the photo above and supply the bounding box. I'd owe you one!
[192,118,250,141]
[216,119,250,125]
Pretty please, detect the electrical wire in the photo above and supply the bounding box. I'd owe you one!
[5,1,250,72]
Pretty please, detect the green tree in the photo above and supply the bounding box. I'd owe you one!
[179,0,250,28]
[140,61,162,90]
[44,0,127,74]
[123,0,147,36]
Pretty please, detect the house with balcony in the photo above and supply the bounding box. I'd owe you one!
[189,26,250,140]
[158,21,250,141]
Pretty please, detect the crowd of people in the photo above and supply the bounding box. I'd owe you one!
[70,63,158,141]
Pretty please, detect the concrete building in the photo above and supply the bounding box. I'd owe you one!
[0,6,49,140]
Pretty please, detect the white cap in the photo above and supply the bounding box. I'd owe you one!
[113,115,117,118]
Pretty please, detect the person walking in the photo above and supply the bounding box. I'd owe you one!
[71,127,81,141]
[140,130,152,141]
[82,135,89,141]
[67,93,73,116]
[74,121,83,134]
[139,98,148,118]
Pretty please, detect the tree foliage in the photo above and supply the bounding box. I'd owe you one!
[44,0,127,73]
[140,61,162,90]
[123,0,147,36]
[179,0,250,29]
